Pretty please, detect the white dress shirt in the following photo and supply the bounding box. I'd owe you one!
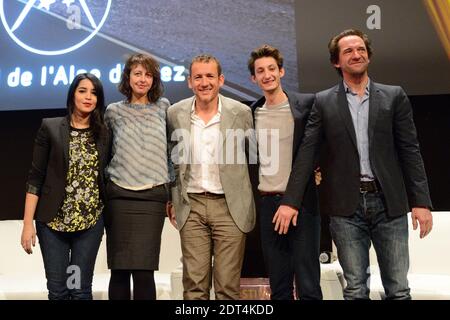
[186,98,224,194]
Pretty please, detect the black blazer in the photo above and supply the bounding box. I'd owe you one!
[250,91,319,215]
[282,81,432,217]
[26,117,110,223]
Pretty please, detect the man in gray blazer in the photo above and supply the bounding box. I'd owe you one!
[275,29,433,299]
[166,54,255,300]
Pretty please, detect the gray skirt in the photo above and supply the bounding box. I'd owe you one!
[104,181,167,270]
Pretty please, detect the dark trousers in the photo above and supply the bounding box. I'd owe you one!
[36,216,104,300]
[260,194,322,300]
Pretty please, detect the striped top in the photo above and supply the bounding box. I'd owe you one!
[105,98,171,190]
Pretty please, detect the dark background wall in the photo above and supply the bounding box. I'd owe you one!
[296,0,450,95]
[2,94,448,221]
[1,94,448,277]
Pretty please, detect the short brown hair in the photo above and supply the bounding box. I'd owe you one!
[328,29,373,76]
[118,53,163,103]
[189,54,222,76]
[248,44,284,76]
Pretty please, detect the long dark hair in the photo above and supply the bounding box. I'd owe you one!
[118,53,163,103]
[66,73,106,140]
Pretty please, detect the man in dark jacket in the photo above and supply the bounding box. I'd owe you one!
[247,45,322,300]
[276,29,433,300]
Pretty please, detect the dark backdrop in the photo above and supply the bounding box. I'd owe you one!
[1,94,448,277]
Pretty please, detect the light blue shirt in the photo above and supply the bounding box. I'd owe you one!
[344,80,375,181]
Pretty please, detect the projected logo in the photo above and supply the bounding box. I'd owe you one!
[0,0,111,55]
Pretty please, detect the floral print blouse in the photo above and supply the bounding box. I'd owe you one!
[47,127,103,232]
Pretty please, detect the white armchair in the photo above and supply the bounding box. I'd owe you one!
[0,219,181,300]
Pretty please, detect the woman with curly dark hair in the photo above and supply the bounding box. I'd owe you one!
[104,53,171,300]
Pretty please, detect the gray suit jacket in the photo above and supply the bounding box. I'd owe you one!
[167,94,256,233]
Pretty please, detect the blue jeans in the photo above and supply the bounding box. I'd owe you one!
[330,192,410,300]
[36,216,104,300]
[260,194,322,300]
